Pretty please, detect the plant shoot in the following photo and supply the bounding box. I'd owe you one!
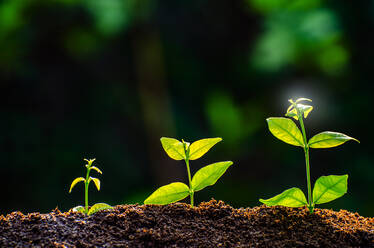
[260,98,359,213]
[69,158,112,215]
[144,137,233,207]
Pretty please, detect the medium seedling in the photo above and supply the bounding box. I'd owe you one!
[144,137,233,207]
[69,158,112,215]
[260,98,359,213]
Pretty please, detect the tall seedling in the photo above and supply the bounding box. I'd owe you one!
[260,98,359,213]
[144,137,233,207]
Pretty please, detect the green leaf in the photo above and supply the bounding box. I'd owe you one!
[191,161,233,191]
[308,131,359,148]
[266,117,304,147]
[90,166,102,174]
[69,177,85,193]
[144,182,189,205]
[189,138,222,160]
[90,177,101,191]
[160,137,186,160]
[312,175,348,205]
[71,206,85,213]
[88,203,113,215]
[259,187,307,207]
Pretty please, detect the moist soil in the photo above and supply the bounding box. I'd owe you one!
[0,200,373,248]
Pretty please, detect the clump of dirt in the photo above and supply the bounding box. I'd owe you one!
[0,199,373,247]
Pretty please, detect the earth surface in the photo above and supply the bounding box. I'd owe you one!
[0,199,373,247]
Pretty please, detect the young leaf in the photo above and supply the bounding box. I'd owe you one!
[90,166,102,174]
[295,98,312,103]
[90,177,101,191]
[160,137,186,160]
[259,187,307,207]
[71,206,85,213]
[69,177,85,193]
[191,161,233,191]
[266,117,304,147]
[189,138,222,160]
[144,182,189,205]
[313,175,348,205]
[308,131,360,148]
[286,104,313,120]
[88,203,113,215]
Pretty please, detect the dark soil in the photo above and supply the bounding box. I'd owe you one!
[0,200,373,247]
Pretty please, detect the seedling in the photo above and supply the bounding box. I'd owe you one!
[260,98,359,213]
[144,137,233,207]
[69,158,112,215]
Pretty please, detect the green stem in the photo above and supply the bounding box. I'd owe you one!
[298,112,313,213]
[85,167,91,214]
[185,158,194,207]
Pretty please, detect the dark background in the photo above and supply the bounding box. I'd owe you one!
[1,0,373,216]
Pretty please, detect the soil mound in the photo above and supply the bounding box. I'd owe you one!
[1,200,373,247]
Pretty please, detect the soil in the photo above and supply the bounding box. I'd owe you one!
[0,199,373,248]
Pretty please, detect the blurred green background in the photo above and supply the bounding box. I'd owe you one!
[0,0,373,216]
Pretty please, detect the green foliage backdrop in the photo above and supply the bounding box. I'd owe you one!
[0,0,373,216]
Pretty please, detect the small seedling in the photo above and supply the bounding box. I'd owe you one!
[69,158,112,215]
[144,137,233,207]
[260,98,359,213]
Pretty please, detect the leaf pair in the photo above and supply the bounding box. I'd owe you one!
[144,137,233,206]
[69,176,101,193]
[72,203,113,215]
[260,174,348,208]
[267,117,359,148]
[160,137,222,160]
[144,161,233,204]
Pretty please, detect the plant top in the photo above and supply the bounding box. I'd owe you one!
[69,158,112,215]
[260,98,359,213]
[144,137,233,207]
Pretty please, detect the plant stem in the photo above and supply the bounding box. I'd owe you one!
[185,158,194,207]
[298,112,313,213]
[84,167,91,214]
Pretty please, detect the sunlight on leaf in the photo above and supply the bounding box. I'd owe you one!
[308,131,359,148]
[90,177,101,191]
[160,137,186,160]
[189,138,222,160]
[144,182,189,205]
[260,187,307,207]
[266,117,304,147]
[88,203,113,215]
[313,175,348,204]
[69,177,85,193]
[191,161,233,192]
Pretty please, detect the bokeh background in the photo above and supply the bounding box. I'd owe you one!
[1,0,373,216]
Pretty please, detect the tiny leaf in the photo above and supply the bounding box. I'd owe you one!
[160,137,186,160]
[191,161,233,191]
[295,98,312,103]
[90,166,102,174]
[69,177,85,193]
[266,117,304,147]
[308,131,359,148]
[286,104,313,120]
[144,182,189,205]
[88,203,113,215]
[259,187,307,207]
[313,175,348,205]
[71,206,85,213]
[90,177,101,191]
[189,138,222,160]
